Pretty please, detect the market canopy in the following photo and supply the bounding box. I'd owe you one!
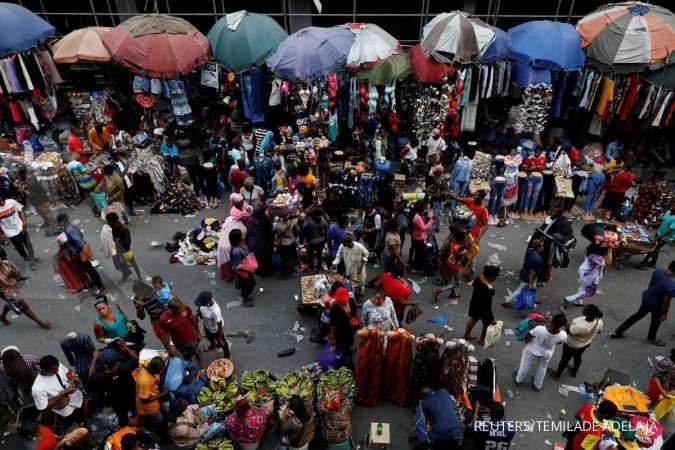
[478,26,511,64]
[576,1,675,72]
[421,11,495,64]
[266,26,353,80]
[346,23,400,67]
[52,27,112,63]
[508,20,585,70]
[356,52,412,85]
[643,64,675,89]
[0,2,55,57]
[408,44,456,83]
[102,14,209,77]
[208,10,288,73]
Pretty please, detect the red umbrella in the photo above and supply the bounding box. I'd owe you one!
[102,15,210,77]
[409,44,456,83]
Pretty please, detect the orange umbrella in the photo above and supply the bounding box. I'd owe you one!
[53,27,112,63]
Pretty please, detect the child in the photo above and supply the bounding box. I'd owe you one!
[151,276,173,306]
[195,291,230,359]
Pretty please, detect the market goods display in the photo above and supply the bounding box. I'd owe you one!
[276,370,314,400]
[197,379,239,413]
[240,369,277,405]
[317,368,356,410]
[195,436,234,450]
[206,358,234,381]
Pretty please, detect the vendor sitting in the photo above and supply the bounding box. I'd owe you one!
[412,387,464,450]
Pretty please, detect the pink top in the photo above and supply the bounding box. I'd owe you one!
[411,213,434,241]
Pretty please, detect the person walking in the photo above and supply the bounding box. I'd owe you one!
[0,190,40,270]
[503,239,544,305]
[195,291,230,359]
[230,229,257,307]
[550,304,603,380]
[103,212,142,282]
[636,204,675,270]
[434,228,469,302]
[380,265,416,323]
[58,213,105,293]
[303,208,328,273]
[463,265,500,345]
[0,248,50,328]
[273,213,299,280]
[513,314,567,392]
[409,200,435,272]
[22,168,59,236]
[611,261,675,347]
[332,234,369,301]
[159,299,202,365]
[564,241,612,306]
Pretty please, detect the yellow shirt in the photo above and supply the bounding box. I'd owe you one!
[595,78,615,119]
[133,366,160,415]
[88,127,112,152]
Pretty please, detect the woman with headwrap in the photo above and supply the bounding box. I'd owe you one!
[218,193,251,281]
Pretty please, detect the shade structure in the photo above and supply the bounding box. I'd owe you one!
[356,52,412,85]
[643,65,675,89]
[421,11,495,64]
[346,23,399,67]
[0,2,55,57]
[408,44,456,83]
[478,26,511,64]
[53,27,112,63]
[511,62,551,86]
[509,21,585,70]
[208,10,287,73]
[576,2,675,72]
[266,26,353,80]
[102,15,209,77]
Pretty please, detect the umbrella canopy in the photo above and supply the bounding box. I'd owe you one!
[478,26,511,64]
[208,10,287,73]
[53,27,112,63]
[346,23,400,67]
[643,65,675,89]
[102,14,209,77]
[356,52,412,85]
[266,26,353,79]
[576,2,675,71]
[408,44,456,83]
[509,20,585,70]
[0,2,55,57]
[511,62,551,86]
[421,11,495,64]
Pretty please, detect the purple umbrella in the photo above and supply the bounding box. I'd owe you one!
[267,26,354,80]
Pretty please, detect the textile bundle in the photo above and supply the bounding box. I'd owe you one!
[409,334,445,404]
[127,146,167,194]
[151,180,204,215]
[513,83,552,134]
[439,339,471,397]
[383,328,414,406]
[355,326,384,407]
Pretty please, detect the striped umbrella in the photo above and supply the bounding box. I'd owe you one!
[421,11,495,64]
[577,2,675,71]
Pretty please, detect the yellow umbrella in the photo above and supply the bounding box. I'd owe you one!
[52,27,112,63]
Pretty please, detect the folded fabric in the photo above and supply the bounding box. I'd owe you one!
[426,315,448,324]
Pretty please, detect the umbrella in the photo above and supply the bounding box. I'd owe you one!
[421,11,495,64]
[346,23,399,67]
[643,64,675,89]
[508,20,585,70]
[0,2,55,57]
[266,26,353,80]
[102,15,209,77]
[208,10,287,73]
[52,27,112,63]
[478,26,511,64]
[576,2,675,71]
[408,44,456,83]
[511,61,551,87]
[356,52,412,85]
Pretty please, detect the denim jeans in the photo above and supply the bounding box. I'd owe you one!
[583,172,605,213]
[359,176,375,204]
[523,175,543,212]
[516,176,529,211]
[488,178,507,215]
[432,200,444,228]
[451,180,469,198]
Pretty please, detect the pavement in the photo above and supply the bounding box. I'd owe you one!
[1,202,672,449]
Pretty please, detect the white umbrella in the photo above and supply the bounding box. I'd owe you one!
[421,11,495,64]
[346,23,399,67]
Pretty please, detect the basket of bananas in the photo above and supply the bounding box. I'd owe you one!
[195,436,234,450]
[196,379,239,414]
[240,369,277,406]
[316,367,356,410]
[275,370,314,400]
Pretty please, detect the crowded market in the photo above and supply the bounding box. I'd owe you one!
[0,1,675,449]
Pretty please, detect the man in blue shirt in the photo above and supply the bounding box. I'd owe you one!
[413,388,463,449]
[611,261,675,346]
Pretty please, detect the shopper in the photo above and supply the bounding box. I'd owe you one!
[0,248,50,328]
[380,265,416,323]
[303,208,328,273]
[93,295,130,344]
[104,212,142,282]
[230,229,257,307]
[636,204,675,270]
[22,168,59,236]
[332,234,369,300]
[273,212,299,280]
[279,395,315,450]
[32,355,84,425]
[409,200,435,272]
[504,239,544,305]
[611,261,675,347]
[550,304,603,380]
[434,228,469,301]
[0,190,40,270]
[463,265,500,345]
[159,299,202,365]
[564,241,612,306]
[195,291,230,359]
[58,213,105,293]
[513,314,567,392]
[132,356,168,433]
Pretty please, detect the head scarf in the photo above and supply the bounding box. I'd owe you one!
[230,207,252,222]
[229,192,244,204]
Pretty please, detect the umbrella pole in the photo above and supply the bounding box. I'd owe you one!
[89,0,99,26]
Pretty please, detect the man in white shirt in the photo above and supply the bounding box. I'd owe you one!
[241,177,264,208]
[32,355,83,422]
[513,314,567,392]
[195,291,230,359]
[425,128,447,165]
[0,191,40,270]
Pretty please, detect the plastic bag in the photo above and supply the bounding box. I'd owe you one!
[318,342,343,370]
[513,288,536,310]
[484,321,503,348]
[163,357,186,392]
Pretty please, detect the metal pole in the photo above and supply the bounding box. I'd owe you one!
[212,0,217,22]
[164,0,170,13]
[352,0,356,22]
[419,0,426,40]
[486,0,493,24]
[554,0,562,21]
[493,0,502,26]
[281,0,290,33]
[221,0,225,14]
[105,0,115,26]
[89,0,99,25]
[567,0,577,23]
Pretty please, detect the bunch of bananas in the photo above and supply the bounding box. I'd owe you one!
[317,367,355,392]
[195,436,234,450]
[275,370,314,400]
[196,379,239,413]
[240,369,277,405]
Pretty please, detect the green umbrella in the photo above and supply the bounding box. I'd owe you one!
[207,10,288,73]
[356,52,412,85]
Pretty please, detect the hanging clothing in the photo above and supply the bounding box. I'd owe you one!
[652,91,672,127]
[439,342,470,398]
[17,54,34,91]
[383,328,414,406]
[595,77,615,119]
[410,335,444,404]
[355,327,384,407]
[38,51,63,84]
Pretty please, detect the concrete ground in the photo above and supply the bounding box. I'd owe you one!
[1,202,671,449]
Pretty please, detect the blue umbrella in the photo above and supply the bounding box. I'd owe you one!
[0,3,55,57]
[511,61,551,87]
[478,26,510,64]
[508,20,585,70]
[267,26,354,80]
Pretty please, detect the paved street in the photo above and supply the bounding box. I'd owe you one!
[2,203,671,449]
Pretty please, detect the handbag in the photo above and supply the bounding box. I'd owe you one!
[405,304,423,324]
[122,249,135,261]
[239,253,259,273]
[79,243,94,262]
